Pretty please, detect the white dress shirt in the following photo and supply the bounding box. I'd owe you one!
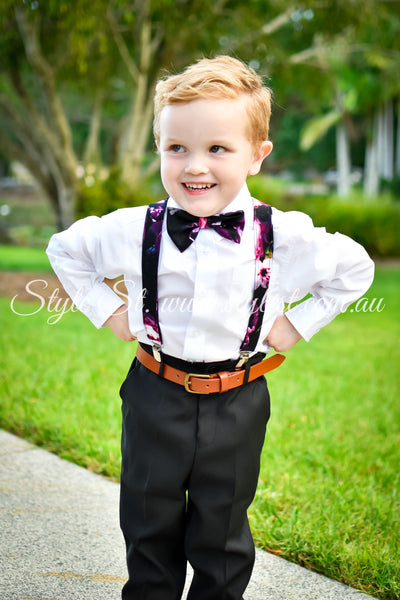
[46,184,374,362]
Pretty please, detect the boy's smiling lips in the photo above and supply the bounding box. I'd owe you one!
[182,182,217,194]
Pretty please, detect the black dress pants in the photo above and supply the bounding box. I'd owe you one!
[119,355,270,600]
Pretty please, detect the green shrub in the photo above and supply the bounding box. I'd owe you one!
[0,244,52,271]
[248,176,400,258]
[247,174,287,206]
[303,198,400,258]
[76,171,160,219]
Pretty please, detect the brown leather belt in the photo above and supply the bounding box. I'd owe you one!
[136,345,285,394]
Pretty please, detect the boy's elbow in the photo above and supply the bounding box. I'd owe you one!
[46,234,62,266]
[361,252,375,293]
[343,235,375,294]
[46,235,56,264]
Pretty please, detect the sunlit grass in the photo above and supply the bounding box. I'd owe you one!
[252,267,400,598]
[0,266,399,598]
[0,244,52,271]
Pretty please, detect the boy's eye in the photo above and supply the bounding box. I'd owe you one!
[170,144,184,152]
[210,145,225,154]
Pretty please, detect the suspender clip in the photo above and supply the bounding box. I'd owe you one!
[236,351,250,370]
[152,343,162,363]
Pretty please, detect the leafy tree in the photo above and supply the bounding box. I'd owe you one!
[0,0,109,229]
[0,0,300,226]
[290,1,400,195]
[1,0,399,229]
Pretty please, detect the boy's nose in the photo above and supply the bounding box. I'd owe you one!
[185,155,209,175]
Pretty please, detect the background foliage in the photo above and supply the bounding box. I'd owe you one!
[248,176,400,257]
[0,0,399,230]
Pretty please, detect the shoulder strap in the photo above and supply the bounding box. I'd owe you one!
[238,202,273,357]
[141,199,168,351]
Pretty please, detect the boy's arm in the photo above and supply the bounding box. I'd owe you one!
[103,305,137,342]
[265,315,302,352]
[46,210,143,333]
[266,208,375,347]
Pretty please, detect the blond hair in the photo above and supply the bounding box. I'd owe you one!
[153,56,272,147]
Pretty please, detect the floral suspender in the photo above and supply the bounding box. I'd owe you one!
[237,201,273,365]
[141,199,273,362]
[141,200,166,357]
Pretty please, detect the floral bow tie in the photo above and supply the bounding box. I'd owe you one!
[167,208,245,252]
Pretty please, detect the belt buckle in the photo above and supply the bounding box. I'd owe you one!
[184,372,212,394]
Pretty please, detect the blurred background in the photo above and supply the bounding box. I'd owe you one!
[0,0,399,255]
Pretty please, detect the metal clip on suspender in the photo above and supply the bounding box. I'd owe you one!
[152,343,162,363]
[152,343,165,377]
[235,351,250,370]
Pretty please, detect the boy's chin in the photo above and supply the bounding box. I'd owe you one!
[174,197,235,218]
[179,207,224,218]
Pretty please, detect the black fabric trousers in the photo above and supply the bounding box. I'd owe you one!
[119,354,270,600]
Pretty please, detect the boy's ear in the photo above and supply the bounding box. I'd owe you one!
[248,141,273,176]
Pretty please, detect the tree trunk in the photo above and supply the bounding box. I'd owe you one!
[119,77,155,186]
[379,100,394,181]
[336,122,351,197]
[52,186,76,231]
[364,111,380,197]
[395,99,400,177]
[108,4,161,188]
[5,7,79,230]
[83,89,104,166]
[15,8,77,182]
[364,101,396,197]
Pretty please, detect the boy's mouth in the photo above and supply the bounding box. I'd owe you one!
[182,183,216,192]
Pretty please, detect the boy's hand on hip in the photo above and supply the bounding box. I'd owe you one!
[104,305,137,342]
[264,315,302,352]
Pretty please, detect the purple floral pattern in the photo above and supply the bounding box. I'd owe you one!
[141,199,167,344]
[239,201,273,353]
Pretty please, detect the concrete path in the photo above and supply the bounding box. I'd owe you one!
[0,429,376,600]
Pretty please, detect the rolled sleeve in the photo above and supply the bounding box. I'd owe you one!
[76,281,126,329]
[46,208,145,329]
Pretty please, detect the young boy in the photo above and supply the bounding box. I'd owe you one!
[46,56,374,600]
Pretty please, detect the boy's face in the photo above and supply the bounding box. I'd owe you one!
[157,97,272,217]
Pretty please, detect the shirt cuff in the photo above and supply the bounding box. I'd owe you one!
[74,281,126,329]
[284,296,339,342]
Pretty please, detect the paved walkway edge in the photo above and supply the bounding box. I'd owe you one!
[0,429,376,600]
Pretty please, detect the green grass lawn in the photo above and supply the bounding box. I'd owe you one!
[0,244,53,271]
[0,266,399,599]
[252,267,400,598]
